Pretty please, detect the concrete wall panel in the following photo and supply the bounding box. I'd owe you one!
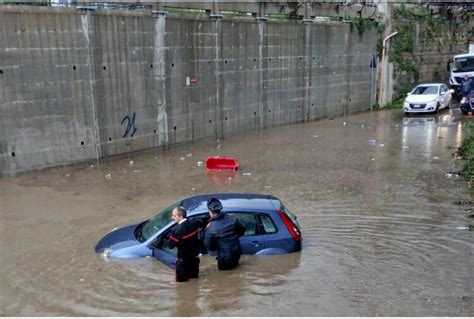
[0,7,377,176]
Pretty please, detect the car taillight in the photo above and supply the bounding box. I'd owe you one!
[278,209,302,241]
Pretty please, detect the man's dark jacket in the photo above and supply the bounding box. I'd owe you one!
[167,219,202,260]
[203,213,246,260]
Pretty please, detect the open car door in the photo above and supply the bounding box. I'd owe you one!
[151,214,209,268]
[151,229,177,268]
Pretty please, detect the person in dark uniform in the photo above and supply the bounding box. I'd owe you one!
[204,198,246,270]
[461,74,473,97]
[167,206,203,282]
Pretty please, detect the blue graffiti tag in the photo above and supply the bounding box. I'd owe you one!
[121,112,137,138]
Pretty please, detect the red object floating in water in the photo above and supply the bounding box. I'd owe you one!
[205,157,240,171]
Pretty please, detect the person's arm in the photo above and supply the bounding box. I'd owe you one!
[235,219,246,237]
[167,228,180,249]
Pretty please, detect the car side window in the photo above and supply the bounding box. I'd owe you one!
[259,214,277,234]
[232,213,258,236]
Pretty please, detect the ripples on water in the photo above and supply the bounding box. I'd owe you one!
[1,110,473,316]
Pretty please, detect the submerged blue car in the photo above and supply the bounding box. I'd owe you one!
[95,193,302,268]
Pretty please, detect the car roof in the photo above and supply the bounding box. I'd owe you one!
[415,83,444,87]
[181,193,281,214]
[454,53,474,59]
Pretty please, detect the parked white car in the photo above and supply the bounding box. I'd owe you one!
[403,83,453,115]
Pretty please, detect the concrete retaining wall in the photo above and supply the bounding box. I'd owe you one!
[0,6,377,176]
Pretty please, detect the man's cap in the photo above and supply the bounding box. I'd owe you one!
[207,197,223,211]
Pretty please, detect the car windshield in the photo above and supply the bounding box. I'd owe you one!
[453,56,474,73]
[136,201,179,243]
[412,86,438,95]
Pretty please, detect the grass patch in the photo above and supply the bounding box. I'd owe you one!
[373,97,404,111]
[457,121,474,185]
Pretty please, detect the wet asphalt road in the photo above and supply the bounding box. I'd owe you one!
[0,108,473,316]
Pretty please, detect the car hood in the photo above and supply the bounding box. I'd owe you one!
[405,94,438,103]
[95,223,140,253]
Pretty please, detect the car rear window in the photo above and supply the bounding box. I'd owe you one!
[259,214,277,234]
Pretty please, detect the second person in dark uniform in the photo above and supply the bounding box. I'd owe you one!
[204,198,246,270]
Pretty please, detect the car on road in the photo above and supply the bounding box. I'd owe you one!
[95,193,302,268]
[403,83,453,115]
[460,92,474,115]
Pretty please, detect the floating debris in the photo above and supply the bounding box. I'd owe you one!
[180,157,185,161]
[242,172,252,176]
[80,278,85,282]
[433,157,440,160]
[454,200,473,206]
[186,153,192,157]
[129,160,134,166]
[197,161,203,167]
[455,225,473,231]
[105,173,111,179]
[343,122,347,126]
[368,139,376,145]
[379,144,385,147]
[313,135,319,138]
[133,170,143,173]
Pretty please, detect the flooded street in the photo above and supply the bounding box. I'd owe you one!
[1,109,473,316]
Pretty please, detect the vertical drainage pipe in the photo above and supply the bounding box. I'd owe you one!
[378,31,398,108]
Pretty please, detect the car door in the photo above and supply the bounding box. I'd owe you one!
[443,85,450,106]
[256,211,300,254]
[151,213,209,268]
[151,225,178,268]
[231,211,265,254]
[439,85,445,107]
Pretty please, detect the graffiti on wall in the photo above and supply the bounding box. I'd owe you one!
[121,112,137,138]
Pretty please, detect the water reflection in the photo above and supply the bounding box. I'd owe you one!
[205,169,239,185]
[173,281,202,316]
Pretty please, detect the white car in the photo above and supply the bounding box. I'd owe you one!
[403,83,453,115]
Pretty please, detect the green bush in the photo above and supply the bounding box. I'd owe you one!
[457,122,474,185]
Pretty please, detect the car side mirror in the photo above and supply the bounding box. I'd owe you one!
[406,92,412,96]
[440,92,446,96]
[449,89,455,93]
[447,58,453,72]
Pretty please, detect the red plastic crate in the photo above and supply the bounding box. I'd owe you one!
[205,156,240,171]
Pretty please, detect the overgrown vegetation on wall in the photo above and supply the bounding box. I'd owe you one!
[347,16,384,37]
[457,121,474,186]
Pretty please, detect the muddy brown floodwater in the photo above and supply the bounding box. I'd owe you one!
[1,109,473,316]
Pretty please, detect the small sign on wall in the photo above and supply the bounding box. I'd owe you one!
[186,76,197,86]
